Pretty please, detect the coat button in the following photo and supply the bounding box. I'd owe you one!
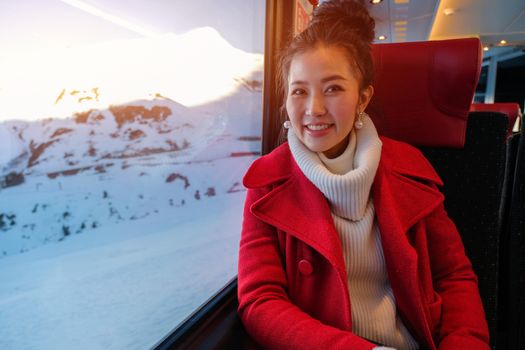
[298,259,313,275]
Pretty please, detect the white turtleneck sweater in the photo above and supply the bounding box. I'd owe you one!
[287,117,419,350]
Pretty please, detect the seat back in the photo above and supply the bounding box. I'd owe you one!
[468,103,523,349]
[470,103,522,137]
[367,38,505,349]
[419,113,507,350]
[367,38,481,148]
[498,120,525,349]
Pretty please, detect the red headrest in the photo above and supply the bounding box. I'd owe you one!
[366,38,482,148]
[470,103,521,137]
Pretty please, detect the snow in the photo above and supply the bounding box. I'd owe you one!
[0,98,259,348]
[0,192,244,350]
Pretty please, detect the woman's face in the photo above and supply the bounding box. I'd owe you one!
[285,45,373,158]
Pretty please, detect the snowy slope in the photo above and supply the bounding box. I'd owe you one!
[0,192,245,350]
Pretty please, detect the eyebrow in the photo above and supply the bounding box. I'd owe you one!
[290,75,347,85]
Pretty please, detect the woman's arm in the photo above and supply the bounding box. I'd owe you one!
[237,186,376,350]
[425,202,490,350]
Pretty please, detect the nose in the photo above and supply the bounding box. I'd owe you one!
[306,93,326,117]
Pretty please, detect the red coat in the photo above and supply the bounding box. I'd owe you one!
[237,137,490,350]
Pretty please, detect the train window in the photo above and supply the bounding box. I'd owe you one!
[0,1,264,349]
[475,65,489,103]
[496,54,525,111]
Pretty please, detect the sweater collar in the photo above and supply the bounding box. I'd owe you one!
[317,129,356,175]
[243,136,444,238]
[287,116,382,221]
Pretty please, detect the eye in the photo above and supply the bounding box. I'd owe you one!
[290,88,306,96]
[325,85,344,94]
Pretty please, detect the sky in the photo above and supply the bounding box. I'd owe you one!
[0,0,265,123]
[0,27,264,122]
[0,0,265,53]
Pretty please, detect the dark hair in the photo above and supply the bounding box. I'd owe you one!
[277,0,375,143]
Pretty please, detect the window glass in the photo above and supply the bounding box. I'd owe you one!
[496,54,525,111]
[0,1,264,349]
[473,65,487,103]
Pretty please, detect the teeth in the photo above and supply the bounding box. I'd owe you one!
[306,124,330,131]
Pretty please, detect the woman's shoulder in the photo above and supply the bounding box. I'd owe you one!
[380,136,424,157]
[379,136,443,186]
[243,142,294,189]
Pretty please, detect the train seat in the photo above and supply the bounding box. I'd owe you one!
[367,38,506,349]
[498,119,525,349]
[470,102,522,137]
[467,103,523,349]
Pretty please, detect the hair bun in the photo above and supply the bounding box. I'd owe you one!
[310,0,375,44]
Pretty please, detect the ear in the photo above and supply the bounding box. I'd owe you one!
[358,85,374,112]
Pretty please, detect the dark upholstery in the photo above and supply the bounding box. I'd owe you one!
[420,112,508,349]
[470,103,521,138]
[496,131,518,349]
[499,122,525,349]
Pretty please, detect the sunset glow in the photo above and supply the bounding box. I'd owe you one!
[0,27,263,122]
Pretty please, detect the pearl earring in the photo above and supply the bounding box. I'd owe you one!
[283,120,292,129]
[355,111,368,129]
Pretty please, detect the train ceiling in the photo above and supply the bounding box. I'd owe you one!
[367,0,525,55]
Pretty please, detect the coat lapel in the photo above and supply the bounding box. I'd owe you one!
[244,144,346,274]
[248,159,348,276]
[373,150,444,350]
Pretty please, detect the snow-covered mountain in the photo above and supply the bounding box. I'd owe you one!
[0,25,264,259]
[0,85,261,258]
[3,98,217,175]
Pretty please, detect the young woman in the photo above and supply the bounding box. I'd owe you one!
[237,1,490,349]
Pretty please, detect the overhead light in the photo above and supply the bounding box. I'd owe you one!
[370,0,383,4]
[443,8,455,16]
[483,46,490,52]
[500,39,507,45]
[378,35,387,40]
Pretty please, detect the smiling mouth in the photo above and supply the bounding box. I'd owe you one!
[305,124,332,131]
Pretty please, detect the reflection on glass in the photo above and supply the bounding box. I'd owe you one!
[0,1,263,349]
